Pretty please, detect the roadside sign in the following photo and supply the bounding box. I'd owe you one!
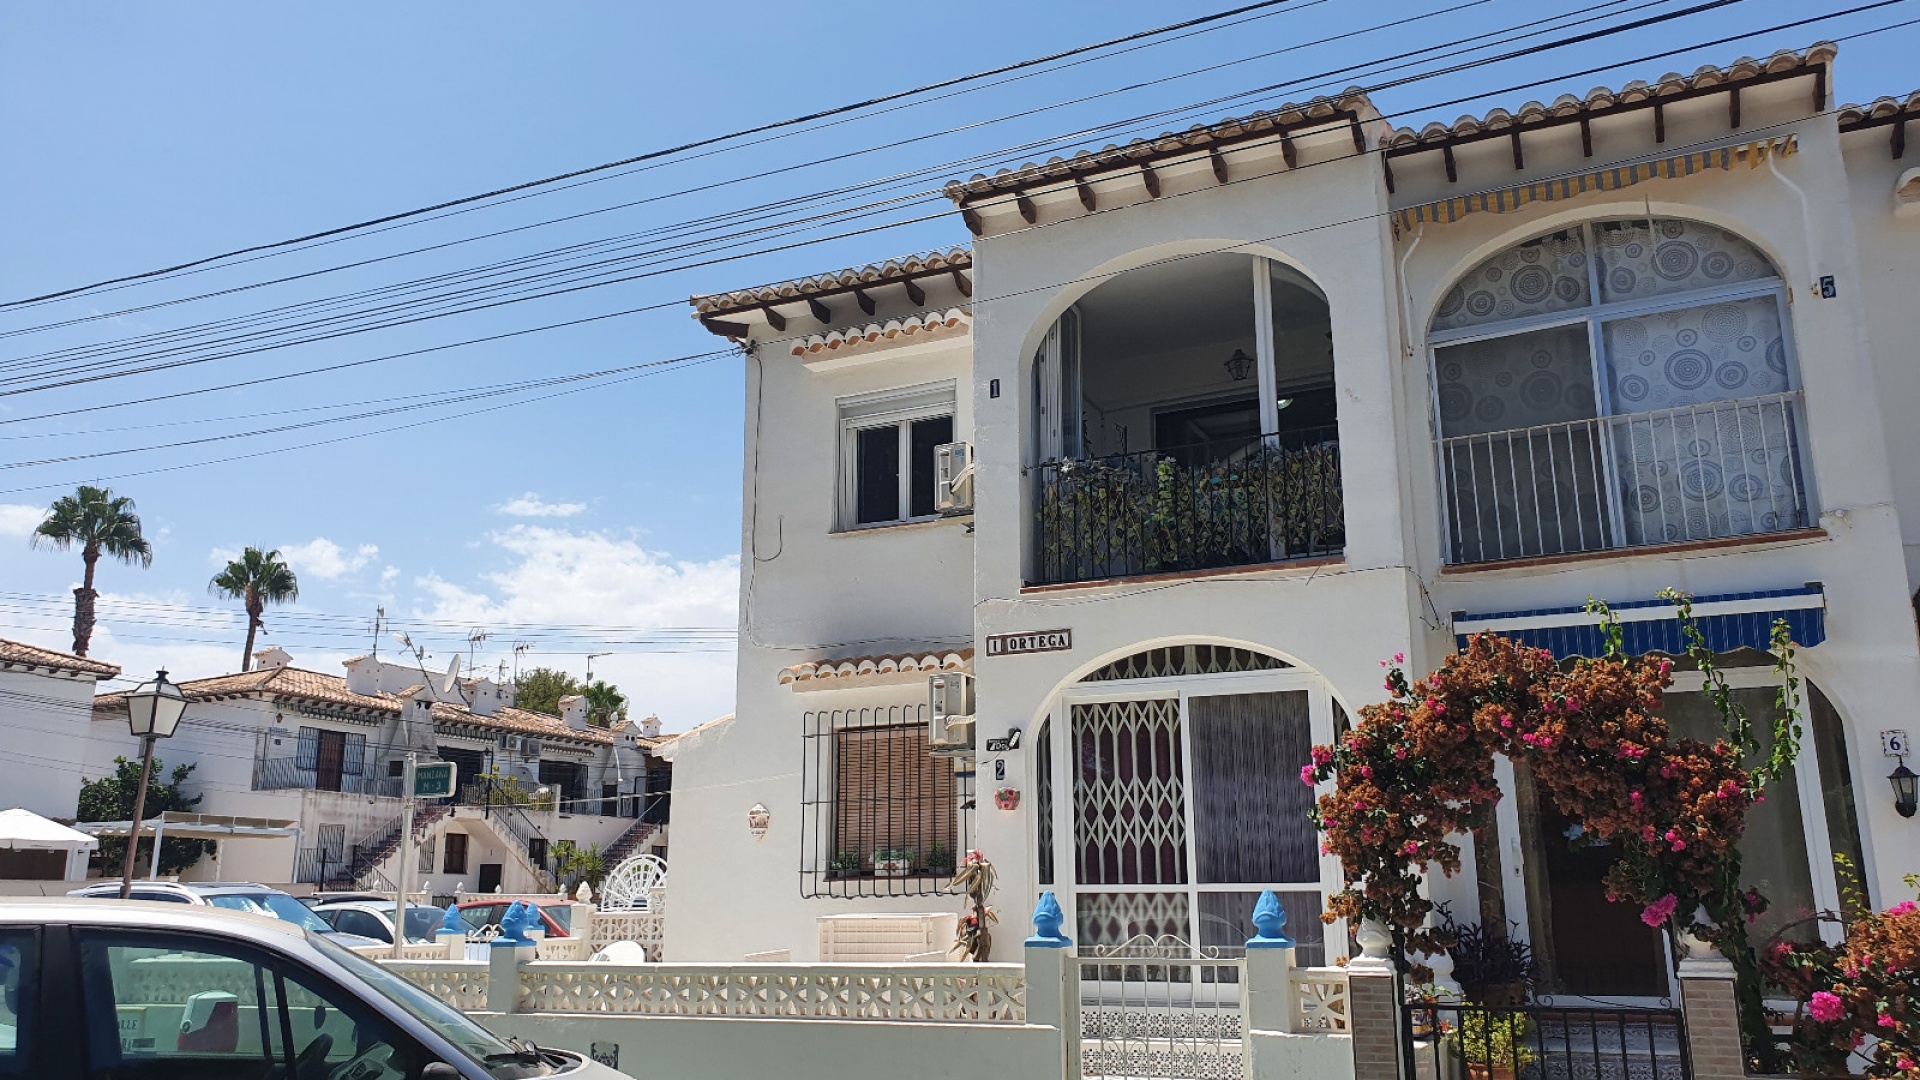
[413,761,456,799]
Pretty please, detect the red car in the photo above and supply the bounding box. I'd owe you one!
[453,898,572,938]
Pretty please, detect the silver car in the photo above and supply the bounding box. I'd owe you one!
[312,899,450,946]
[0,898,634,1079]
[66,880,387,948]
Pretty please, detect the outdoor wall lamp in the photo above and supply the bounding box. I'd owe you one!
[1891,757,1918,819]
[1223,349,1255,382]
[119,669,189,899]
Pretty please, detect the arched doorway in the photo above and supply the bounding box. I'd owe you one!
[1033,643,1340,965]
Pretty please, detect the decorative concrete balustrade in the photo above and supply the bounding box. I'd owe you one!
[514,963,1028,1021]
[381,891,1358,1080]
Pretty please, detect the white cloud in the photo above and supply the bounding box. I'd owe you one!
[278,538,379,581]
[414,525,739,731]
[495,493,588,519]
[0,503,46,538]
[380,566,400,585]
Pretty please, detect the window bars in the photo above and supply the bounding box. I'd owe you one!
[801,702,976,898]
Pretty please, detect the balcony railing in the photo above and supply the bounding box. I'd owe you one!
[1031,427,1343,586]
[254,755,402,798]
[1439,391,1809,565]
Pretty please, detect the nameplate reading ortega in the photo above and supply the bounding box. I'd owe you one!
[985,629,1072,657]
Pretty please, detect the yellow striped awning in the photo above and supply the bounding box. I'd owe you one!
[1392,136,1797,234]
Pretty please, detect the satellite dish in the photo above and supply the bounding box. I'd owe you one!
[441,655,462,695]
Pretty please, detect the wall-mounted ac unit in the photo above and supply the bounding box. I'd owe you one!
[929,672,975,755]
[518,737,542,758]
[934,441,974,515]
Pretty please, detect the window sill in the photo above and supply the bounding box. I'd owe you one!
[1439,527,1829,576]
[1020,555,1345,594]
[809,874,963,900]
[832,514,971,536]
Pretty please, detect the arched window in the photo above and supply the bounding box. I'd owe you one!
[1430,218,1808,564]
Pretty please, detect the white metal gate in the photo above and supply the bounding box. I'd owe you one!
[1078,937,1245,1080]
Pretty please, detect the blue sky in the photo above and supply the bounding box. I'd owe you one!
[0,1,1912,728]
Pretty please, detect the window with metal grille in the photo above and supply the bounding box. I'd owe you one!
[801,703,974,898]
[1080,645,1291,682]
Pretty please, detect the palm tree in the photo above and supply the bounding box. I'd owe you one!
[209,547,300,671]
[30,486,153,657]
[581,680,627,727]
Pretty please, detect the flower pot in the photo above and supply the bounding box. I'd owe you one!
[1466,1065,1516,1080]
[873,859,911,877]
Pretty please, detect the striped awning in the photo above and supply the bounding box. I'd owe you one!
[1451,585,1825,659]
[1393,136,1798,233]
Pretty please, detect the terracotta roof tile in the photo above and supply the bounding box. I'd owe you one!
[0,638,119,678]
[789,307,970,357]
[942,90,1376,202]
[1384,44,1838,149]
[779,649,972,688]
[691,248,971,315]
[95,667,620,747]
[1839,90,1920,126]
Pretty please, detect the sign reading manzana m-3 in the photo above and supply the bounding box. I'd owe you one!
[984,629,1072,657]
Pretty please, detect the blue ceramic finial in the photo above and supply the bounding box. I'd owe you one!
[1246,890,1294,950]
[493,900,535,947]
[440,903,463,934]
[1025,891,1071,948]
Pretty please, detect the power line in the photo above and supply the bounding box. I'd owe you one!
[0,0,1694,385]
[0,8,1903,482]
[0,0,1780,401]
[0,0,1313,309]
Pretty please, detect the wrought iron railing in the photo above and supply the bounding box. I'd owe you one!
[1032,427,1343,586]
[1440,390,1808,565]
[481,803,559,892]
[1403,999,1691,1080]
[254,755,402,797]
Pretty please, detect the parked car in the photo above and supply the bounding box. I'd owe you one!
[311,899,448,946]
[299,890,392,908]
[454,899,571,939]
[65,881,385,948]
[0,898,633,1078]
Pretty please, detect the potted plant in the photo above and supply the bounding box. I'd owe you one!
[926,843,955,878]
[828,850,862,878]
[1439,908,1536,1007]
[872,848,913,877]
[1446,1010,1535,1080]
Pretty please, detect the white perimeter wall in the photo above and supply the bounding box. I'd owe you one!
[0,665,106,818]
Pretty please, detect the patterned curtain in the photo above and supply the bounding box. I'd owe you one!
[1432,227,1590,332]
[1592,218,1776,303]
[1601,295,1800,544]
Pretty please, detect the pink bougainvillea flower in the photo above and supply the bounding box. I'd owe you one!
[1300,765,1316,787]
[1888,900,1919,918]
[1880,1015,1898,1029]
[1809,991,1846,1024]
[1640,894,1678,928]
[1898,1058,1914,1072]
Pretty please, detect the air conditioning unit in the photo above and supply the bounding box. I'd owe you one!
[518,737,542,758]
[934,441,974,515]
[929,672,975,755]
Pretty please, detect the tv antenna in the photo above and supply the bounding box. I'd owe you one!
[369,607,386,659]
[465,629,490,675]
[586,652,612,684]
[511,642,532,683]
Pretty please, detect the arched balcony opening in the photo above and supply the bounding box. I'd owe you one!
[1430,218,1811,565]
[1030,253,1343,585]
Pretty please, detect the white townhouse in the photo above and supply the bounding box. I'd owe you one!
[668,42,1920,1001]
[85,648,672,895]
[0,638,120,821]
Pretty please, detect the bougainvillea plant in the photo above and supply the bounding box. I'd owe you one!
[1763,870,1920,1078]
[1307,591,1803,1069]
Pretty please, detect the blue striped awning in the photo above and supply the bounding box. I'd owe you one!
[1451,586,1825,659]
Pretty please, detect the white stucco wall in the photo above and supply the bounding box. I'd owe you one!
[0,663,108,819]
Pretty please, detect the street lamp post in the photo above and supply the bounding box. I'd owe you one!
[119,670,189,899]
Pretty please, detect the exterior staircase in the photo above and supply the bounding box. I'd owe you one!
[337,804,449,889]
[602,818,661,865]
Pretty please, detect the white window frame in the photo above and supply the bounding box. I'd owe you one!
[835,381,956,531]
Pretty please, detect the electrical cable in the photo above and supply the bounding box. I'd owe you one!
[0,0,1318,309]
[0,0,1785,401]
